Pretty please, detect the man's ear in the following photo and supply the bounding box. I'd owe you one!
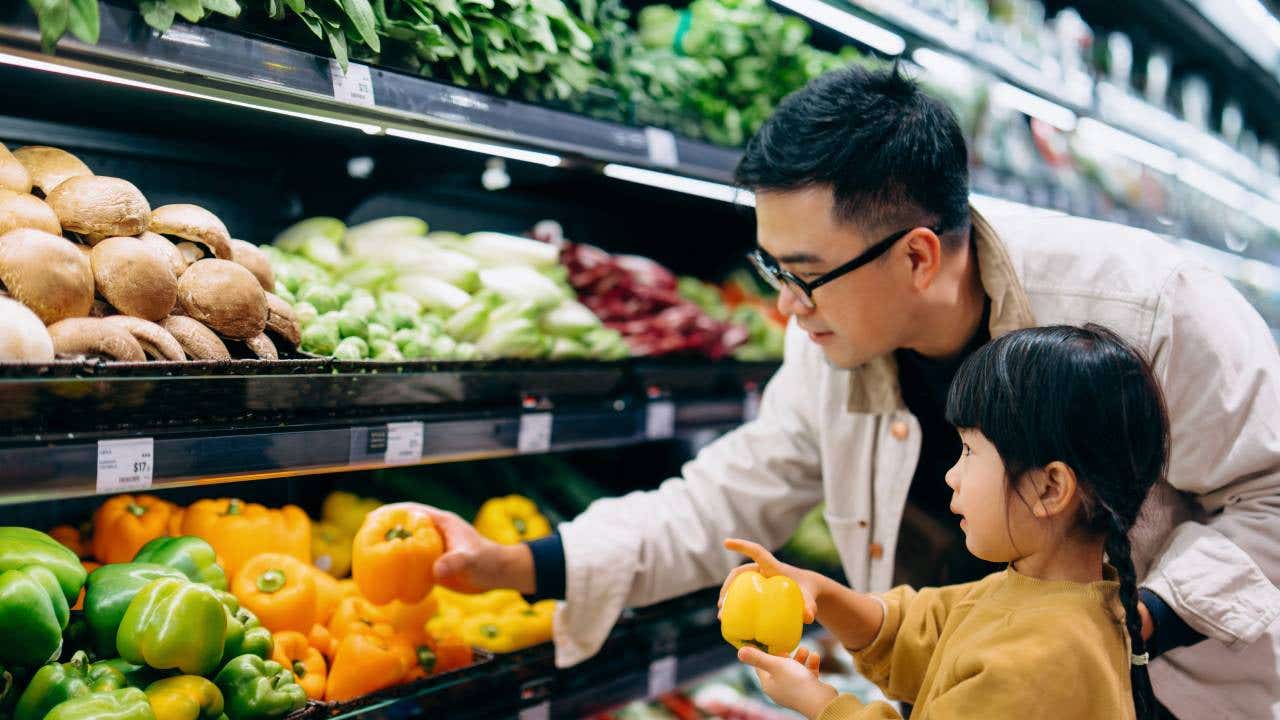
[1028,461,1079,519]
[904,228,943,291]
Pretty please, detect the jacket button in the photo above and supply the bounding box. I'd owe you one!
[869,542,884,559]
[890,421,909,440]
[857,519,868,528]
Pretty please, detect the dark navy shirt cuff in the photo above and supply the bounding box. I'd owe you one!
[526,532,566,601]
[1140,587,1206,658]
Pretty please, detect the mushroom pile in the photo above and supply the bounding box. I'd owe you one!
[0,144,300,363]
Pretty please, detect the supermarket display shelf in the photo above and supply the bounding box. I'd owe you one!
[0,3,742,183]
[0,360,777,504]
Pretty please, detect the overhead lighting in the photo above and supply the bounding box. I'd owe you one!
[1075,118,1178,175]
[990,81,1077,132]
[0,51,383,134]
[767,0,906,56]
[385,128,561,167]
[602,164,755,206]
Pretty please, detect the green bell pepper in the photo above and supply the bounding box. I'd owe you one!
[85,563,188,658]
[0,565,70,667]
[216,593,273,664]
[0,527,87,604]
[44,687,157,720]
[96,658,172,689]
[213,656,306,720]
[117,578,227,677]
[13,650,127,720]
[133,537,228,592]
[145,675,226,720]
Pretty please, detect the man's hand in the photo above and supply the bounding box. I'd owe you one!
[719,538,821,623]
[737,646,837,719]
[423,506,536,595]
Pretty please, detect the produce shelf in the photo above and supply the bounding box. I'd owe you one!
[0,360,777,504]
[0,3,741,183]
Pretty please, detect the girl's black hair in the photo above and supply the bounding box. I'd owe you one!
[945,324,1169,720]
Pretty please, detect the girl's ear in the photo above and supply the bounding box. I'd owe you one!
[1030,461,1079,519]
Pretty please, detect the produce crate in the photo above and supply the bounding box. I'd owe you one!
[312,649,497,718]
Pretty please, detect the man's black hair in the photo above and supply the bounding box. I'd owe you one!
[735,63,971,242]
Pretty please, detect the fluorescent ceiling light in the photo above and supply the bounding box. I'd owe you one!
[990,81,1077,132]
[768,0,906,56]
[1075,118,1178,175]
[0,51,383,134]
[385,128,561,167]
[602,164,755,206]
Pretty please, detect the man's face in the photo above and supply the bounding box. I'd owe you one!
[754,186,908,369]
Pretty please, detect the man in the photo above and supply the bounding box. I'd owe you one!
[426,66,1280,718]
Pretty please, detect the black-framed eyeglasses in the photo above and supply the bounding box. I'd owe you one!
[748,225,940,310]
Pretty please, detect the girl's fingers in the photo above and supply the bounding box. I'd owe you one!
[738,646,788,674]
[804,650,822,676]
[724,538,779,571]
[717,563,759,610]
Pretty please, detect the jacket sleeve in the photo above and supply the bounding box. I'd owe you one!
[1143,265,1280,646]
[552,323,826,667]
[853,582,978,704]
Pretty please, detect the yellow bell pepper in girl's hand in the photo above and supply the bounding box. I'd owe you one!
[720,571,805,656]
[473,495,552,545]
[352,504,443,605]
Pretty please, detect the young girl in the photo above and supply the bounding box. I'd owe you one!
[721,324,1167,720]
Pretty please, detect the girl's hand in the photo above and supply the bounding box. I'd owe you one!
[719,538,821,623]
[738,646,838,719]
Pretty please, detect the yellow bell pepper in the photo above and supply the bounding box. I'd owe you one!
[459,612,526,654]
[321,492,381,536]
[144,675,224,720]
[501,601,554,648]
[473,495,552,545]
[433,586,524,615]
[719,571,805,656]
[425,605,465,643]
[310,521,352,579]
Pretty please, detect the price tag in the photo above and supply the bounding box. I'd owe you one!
[97,438,154,493]
[384,422,424,464]
[646,400,676,440]
[648,655,678,697]
[518,702,550,720]
[329,60,375,107]
[645,127,679,168]
[518,412,553,454]
[743,388,762,422]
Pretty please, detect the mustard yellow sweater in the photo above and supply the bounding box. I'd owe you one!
[818,568,1135,720]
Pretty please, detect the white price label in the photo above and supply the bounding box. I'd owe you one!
[743,388,761,422]
[518,702,550,720]
[329,60,375,107]
[648,655,678,697]
[646,401,675,440]
[518,412,553,454]
[645,127,679,168]
[384,422,424,464]
[97,438,154,493]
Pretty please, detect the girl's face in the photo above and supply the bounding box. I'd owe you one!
[944,428,1041,562]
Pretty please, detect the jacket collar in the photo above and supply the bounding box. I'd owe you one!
[846,205,1037,414]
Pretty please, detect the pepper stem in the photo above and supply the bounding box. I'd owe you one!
[126,503,146,517]
[223,499,243,516]
[293,661,307,678]
[513,517,527,535]
[256,569,287,593]
[385,526,413,541]
[742,640,768,652]
[481,623,501,639]
[417,646,437,674]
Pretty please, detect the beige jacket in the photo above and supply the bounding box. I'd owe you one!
[555,200,1280,719]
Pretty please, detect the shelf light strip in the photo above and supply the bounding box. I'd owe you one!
[384,128,562,167]
[603,164,755,206]
[768,0,906,56]
[1075,118,1178,175]
[989,81,1077,132]
[0,51,383,134]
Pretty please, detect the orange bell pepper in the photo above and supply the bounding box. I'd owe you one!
[181,498,310,579]
[167,507,185,536]
[308,567,342,626]
[92,495,176,564]
[337,579,361,599]
[50,524,91,559]
[432,632,473,675]
[233,553,317,633]
[73,560,101,611]
[324,627,411,703]
[327,595,391,642]
[272,631,327,700]
[352,504,442,605]
[381,593,438,647]
[308,624,334,660]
